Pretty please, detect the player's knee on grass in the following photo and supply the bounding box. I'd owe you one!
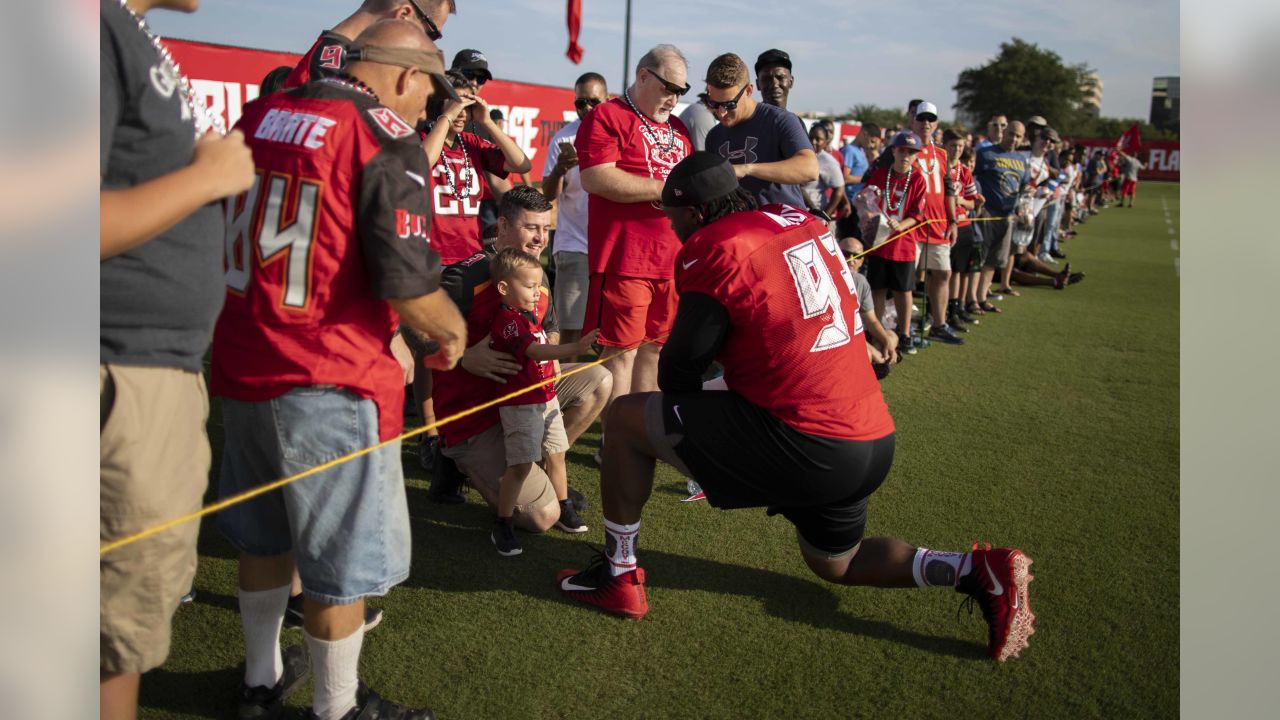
[797,532,860,584]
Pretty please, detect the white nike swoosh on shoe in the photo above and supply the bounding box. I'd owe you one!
[985,560,1005,596]
[561,579,598,592]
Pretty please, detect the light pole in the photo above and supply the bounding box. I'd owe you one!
[622,0,632,92]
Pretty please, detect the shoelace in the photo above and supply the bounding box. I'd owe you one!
[955,541,995,623]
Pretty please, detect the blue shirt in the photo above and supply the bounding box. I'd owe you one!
[706,103,810,208]
[842,144,869,200]
[974,145,1030,213]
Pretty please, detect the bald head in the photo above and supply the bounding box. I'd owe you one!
[347,19,444,124]
[1001,121,1025,151]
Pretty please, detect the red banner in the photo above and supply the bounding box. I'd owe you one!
[166,38,578,182]
[1071,137,1180,181]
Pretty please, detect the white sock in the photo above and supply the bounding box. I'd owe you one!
[911,548,971,588]
[603,518,640,577]
[239,584,290,688]
[306,625,364,720]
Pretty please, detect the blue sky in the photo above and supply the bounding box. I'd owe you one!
[149,0,1179,122]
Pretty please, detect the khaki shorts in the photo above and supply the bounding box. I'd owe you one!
[915,241,952,274]
[100,364,210,674]
[498,397,569,465]
[443,424,557,515]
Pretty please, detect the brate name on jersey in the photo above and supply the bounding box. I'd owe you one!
[254,108,337,149]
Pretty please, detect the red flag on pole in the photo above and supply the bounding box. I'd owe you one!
[566,0,584,64]
[1117,123,1141,153]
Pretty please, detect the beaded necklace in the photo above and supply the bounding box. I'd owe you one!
[622,89,676,153]
[115,0,225,139]
[438,129,475,200]
[332,73,379,103]
[884,165,913,213]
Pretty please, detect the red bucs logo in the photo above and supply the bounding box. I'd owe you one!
[394,208,429,241]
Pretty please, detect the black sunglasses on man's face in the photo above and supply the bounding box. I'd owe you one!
[704,84,748,111]
[412,5,443,41]
[459,68,487,86]
[574,96,603,110]
[643,67,690,97]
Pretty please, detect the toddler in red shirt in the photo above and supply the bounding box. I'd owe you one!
[488,248,598,556]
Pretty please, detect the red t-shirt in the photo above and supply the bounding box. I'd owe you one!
[429,132,508,265]
[912,143,951,245]
[433,253,556,445]
[284,32,350,89]
[950,162,981,227]
[576,97,692,279]
[211,78,441,441]
[490,305,556,406]
[862,164,925,262]
[674,203,894,442]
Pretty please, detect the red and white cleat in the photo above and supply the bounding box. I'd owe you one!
[956,543,1036,662]
[557,553,649,620]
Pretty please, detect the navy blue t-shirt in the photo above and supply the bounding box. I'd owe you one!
[706,103,810,208]
[974,145,1030,213]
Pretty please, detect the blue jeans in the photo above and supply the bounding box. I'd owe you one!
[1042,199,1063,255]
[217,386,410,605]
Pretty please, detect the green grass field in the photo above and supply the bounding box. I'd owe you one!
[142,183,1180,719]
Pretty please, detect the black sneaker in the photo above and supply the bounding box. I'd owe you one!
[492,519,522,557]
[958,306,979,326]
[417,435,439,473]
[567,486,588,513]
[284,595,383,632]
[1049,248,1067,259]
[426,451,467,505]
[947,305,968,333]
[555,500,590,534]
[239,644,310,719]
[898,334,916,356]
[1068,271,1086,285]
[929,324,965,345]
[312,682,436,720]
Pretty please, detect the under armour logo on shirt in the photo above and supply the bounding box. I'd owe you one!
[718,137,759,164]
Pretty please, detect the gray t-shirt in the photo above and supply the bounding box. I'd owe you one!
[852,271,874,317]
[678,101,717,153]
[100,3,225,371]
[706,103,810,208]
[802,150,844,209]
[1121,156,1144,181]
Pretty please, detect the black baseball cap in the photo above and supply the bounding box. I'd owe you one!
[662,152,740,207]
[450,48,492,82]
[754,49,792,74]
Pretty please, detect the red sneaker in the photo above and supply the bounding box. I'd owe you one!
[557,553,649,620]
[956,544,1036,662]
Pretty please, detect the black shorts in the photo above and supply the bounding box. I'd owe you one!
[863,256,916,293]
[949,224,984,273]
[645,391,895,555]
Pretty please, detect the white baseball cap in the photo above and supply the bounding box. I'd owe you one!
[914,101,939,120]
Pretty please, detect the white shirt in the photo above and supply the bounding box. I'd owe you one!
[543,118,588,256]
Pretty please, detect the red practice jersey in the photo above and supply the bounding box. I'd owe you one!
[211,78,441,441]
[576,97,692,279]
[862,164,926,262]
[950,162,981,227]
[674,203,894,441]
[912,143,952,245]
[490,305,556,406]
[434,253,555,446]
[429,132,508,265]
[283,31,351,90]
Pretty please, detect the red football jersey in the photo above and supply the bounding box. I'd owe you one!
[950,162,981,227]
[862,164,926,262]
[576,97,692,279]
[434,253,555,446]
[211,78,441,441]
[490,305,556,406]
[429,132,508,264]
[283,31,350,90]
[912,143,951,245]
[674,203,894,441]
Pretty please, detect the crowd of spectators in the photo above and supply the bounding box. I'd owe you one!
[97,1,1148,714]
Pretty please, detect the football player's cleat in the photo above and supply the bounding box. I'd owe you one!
[557,553,648,620]
[956,543,1036,662]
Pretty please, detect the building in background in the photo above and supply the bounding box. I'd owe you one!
[1150,76,1179,132]
[1080,72,1103,118]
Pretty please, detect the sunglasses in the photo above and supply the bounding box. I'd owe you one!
[703,84,748,111]
[574,96,603,110]
[411,5,443,41]
[643,67,690,97]
[459,68,487,86]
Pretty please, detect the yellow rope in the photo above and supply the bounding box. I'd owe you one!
[100,211,1010,556]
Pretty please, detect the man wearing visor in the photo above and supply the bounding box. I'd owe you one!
[556,152,1037,665]
[212,21,464,720]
